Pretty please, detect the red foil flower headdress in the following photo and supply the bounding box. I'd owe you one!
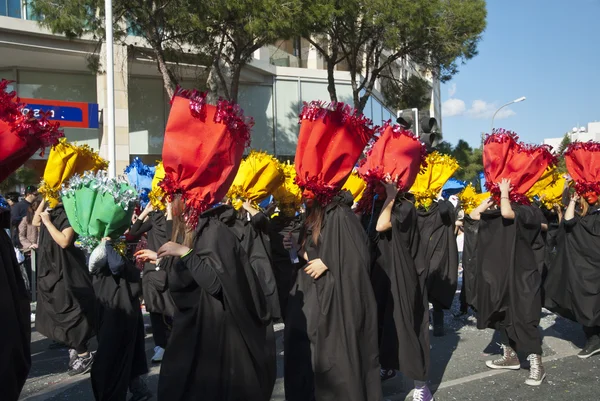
[160,88,253,227]
[565,141,600,204]
[483,129,556,204]
[0,79,64,183]
[294,101,375,205]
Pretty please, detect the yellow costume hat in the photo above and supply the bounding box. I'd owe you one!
[273,161,303,216]
[526,167,565,209]
[148,161,166,211]
[227,150,284,210]
[39,138,108,207]
[342,171,367,203]
[458,184,490,215]
[410,151,459,208]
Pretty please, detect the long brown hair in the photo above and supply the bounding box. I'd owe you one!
[26,199,40,224]
[170,196,196,248]
[304,199,325,246]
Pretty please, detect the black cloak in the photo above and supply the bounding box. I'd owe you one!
[35,205,96,349]
[129,211,176,317]
[284,194,381,401]
[544,208,600,327]
[461,215,480,310]
[417,200,459,309]
[90,243,148,401]
[372,199,430,381]
[157,206,274,401]
[0,211,30,401]
[475,206,543,355]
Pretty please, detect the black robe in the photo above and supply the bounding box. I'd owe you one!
[284,196,381,401]
[476,206,543,355]
[461,215,480,310]
[417,200,459,309]
[91,245,148,401]
[157,206,274,401]
[129,211,175,317]
[0,211,30,401]
[544,208,600,327]
[372,199,430,381]
[36,205,96,349]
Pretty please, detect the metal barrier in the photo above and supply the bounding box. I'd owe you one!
[30,249,36,302]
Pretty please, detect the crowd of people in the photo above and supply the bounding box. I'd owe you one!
[1,79,599,401]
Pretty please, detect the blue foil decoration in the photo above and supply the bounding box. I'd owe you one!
[0,195,8,210]
[124,157,155,208]
[442,178,467,199]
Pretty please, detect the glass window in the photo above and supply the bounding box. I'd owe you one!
[128,77,167,156]
[0,70,15,92]
[1,0,6,16]
[17,70,97,102]
[300,81,329,104]
[274,79,300,156]
[7,0,21,18]
[238,84,274,154]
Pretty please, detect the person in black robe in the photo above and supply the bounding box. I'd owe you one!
[372,183,432,399]
[89,239,152,401]
[416,199,459,337]
[151,200,274,401]
[0,204,31,401]
[128,202,175,363]
[284,191,381,401]
[471,179,546,386]
[544,193,600,359]
[34,199,96,375]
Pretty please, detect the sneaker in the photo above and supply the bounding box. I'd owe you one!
[413,385,434,401]
[68,349,78,368]
[151,346,165,363]
[525,354,546,386]
[485,344,520,370]
[578,337,600,359]
[68,352,94,376]
[380,368,396,381]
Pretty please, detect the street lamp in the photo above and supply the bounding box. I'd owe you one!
[490,96,526,134]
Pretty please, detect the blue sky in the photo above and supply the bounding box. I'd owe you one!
[441,0,600,148]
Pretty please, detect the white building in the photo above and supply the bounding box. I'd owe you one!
[0,7,441,175]
[544,122,600,151]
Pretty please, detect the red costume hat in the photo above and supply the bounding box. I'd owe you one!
[356,122,426,210]
[565,141,600,204]
[483,129,556,204]
[160,89,253,227]
[294,101,375,204]
[0,79,63,182]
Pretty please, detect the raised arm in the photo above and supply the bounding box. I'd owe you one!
[40,211,75,249]
[499,178,515,220]
[376,181,399,233]
[32,199,46,227]
[564,192,579,222]
[469,198,493,221]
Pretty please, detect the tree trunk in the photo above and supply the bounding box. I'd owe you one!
[153,48,176,99]
[229,63,242,104]
[326,57,338,103]
[207,57,231,104]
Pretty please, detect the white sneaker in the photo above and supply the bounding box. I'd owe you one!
[151,346,165,363]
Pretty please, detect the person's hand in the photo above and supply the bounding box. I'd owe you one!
[570,192,580,203]
[499,178,512,195]
[381,179,398,199]
[29,244,38,250]
[135,249,158,263]
[131,214,139,224]
[40,211,50,225]
[157,241,190,258]
[478,198,494,210]
[139,203,153,220]
[304,258,328,279]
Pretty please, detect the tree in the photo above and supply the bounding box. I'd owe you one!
[556,133,572,173]
[302,0,487,113]
[0,167,39,193]
[451,139,472,168]
[382,75,431,112]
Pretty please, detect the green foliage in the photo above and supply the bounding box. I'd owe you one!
[0,167,39,193]
[556,133,572,173]
[382,75,432,112]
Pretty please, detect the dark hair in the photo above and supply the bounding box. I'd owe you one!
[25,185,38,196]
[6,192,19,203]
[304,199,325,247]
[170,195,195,248]
[26,199,41,224]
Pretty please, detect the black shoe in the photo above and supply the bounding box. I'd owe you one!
[578,337,600,359]
[380,369,396,382]
[129,376,153,401]
[68,352,94,376]
[433,324,445,337]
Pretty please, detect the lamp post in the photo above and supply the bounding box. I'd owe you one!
[105,0,116,178]
[490,96,526,134]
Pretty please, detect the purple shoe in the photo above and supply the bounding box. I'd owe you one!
[413,385,434,401]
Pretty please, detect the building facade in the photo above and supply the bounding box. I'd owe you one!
[1,8,442,176]
[543,122,600,151]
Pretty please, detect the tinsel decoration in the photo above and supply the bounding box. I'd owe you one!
[342,170,367,203]
[61,170,138,252]
[565,141,600,204]
[526,167,565,209]
[458,184,491,215]
[272,161,303,216]
[226,150,284,210]
[411,151,460,208]
[124,157,156,209]
[148,161,166,211]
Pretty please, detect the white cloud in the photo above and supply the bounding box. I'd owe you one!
[466,100,516,120]
[442,98,466,117]
[448,83,457,97]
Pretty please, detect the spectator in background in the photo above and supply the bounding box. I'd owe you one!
[11,186,38,248]
[19,198,40,292]
[5,192,19,208]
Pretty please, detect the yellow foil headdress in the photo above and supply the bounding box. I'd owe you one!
[458,184,490,215]
[39,138,108,207]
[148,161,166,211]
[526,167,565,209]
[342,170,367,203]
[410,151,460,208]
[273,160,303,216]
[227,150,284,210]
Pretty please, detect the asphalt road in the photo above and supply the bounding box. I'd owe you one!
[19,294,600,401]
